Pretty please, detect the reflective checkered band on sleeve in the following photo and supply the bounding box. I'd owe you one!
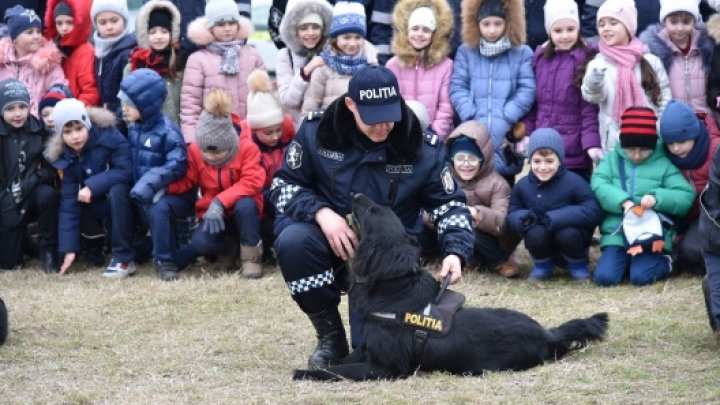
[437,214,472,235]
[271,177,300,213]
[287,269,335,295]
[427,201,466,223]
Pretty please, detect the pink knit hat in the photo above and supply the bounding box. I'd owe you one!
[597,0,637,37]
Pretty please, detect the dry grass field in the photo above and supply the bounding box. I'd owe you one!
[1,254,719,404]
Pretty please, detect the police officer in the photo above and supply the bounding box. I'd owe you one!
[270,65,474,368]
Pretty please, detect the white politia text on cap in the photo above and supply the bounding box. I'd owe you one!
[359,86,397,100]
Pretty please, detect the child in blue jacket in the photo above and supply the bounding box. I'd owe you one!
[119,68,194,281]
[45,99,135,278]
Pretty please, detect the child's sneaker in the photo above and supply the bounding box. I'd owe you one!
[156,260,179,282]
[103,258,137,279]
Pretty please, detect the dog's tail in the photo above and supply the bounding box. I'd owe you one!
[546,312,608,361]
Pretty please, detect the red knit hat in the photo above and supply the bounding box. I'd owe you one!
[620,106,658,149]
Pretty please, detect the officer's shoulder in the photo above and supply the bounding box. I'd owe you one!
[422,131,440,147]
[306,108,325,122]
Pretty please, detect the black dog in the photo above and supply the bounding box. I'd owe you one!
[293,194,608,381]
[0,298,7,345]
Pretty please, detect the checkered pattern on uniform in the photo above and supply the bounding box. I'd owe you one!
[287,269,335,295]
[437,214,472,235]
[271,177,301,213]
[427,201,466,223]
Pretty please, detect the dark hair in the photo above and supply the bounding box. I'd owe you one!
[639,58,661,107]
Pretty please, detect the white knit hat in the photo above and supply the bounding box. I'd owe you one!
[408,7,436,32]
[205,0,241,28]
[659,0,700,23]
[91,0,130,25]
[544,0,579,34]
[330,1,366,37]
[52,99,92,136]
[246,70,284,129]
[299,12,324,27]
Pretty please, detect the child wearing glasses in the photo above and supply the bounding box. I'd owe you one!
[508,128,602,282]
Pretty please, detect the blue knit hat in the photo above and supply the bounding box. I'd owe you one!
[449,135,482,158]
[330,1,366,38]
[659,99,704,143]
[528,128,565,162]
[4,5,42,41]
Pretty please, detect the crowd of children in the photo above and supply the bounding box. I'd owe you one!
[1,0,720,334]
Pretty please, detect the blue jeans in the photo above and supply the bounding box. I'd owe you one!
[702,251,720,329]
[594,246,671,287]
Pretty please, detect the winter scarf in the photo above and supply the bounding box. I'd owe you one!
[666,126,710,170]
[321,47,368,75]
[478,36,512,58]
[129,47,171,75]
[206,41,244,75]
[93,28,131,58]
[599,37,647,122]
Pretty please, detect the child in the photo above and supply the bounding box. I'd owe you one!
[446,121,520,277]
[660,99,720,275]
[523,0,602,181]
[0,78,59,273]
[581,0,672,152]
[0,6,67,117]
[90,0,136,133]
[241,70,295,261]
[119,68,193,281]
[699,126,720,334]
[450,0,536,180]
[386,0,454,140]
[301,1,378,117]
[169,90,266,278]
[276,0,333,128]
[181,0,264,142]
[508,128,602,282]
[45,98,136,278]
[127,0,184,124]
[591,106,695,287]
[44,0,100,106]
[640,0,717,137]
[38,83,74,134]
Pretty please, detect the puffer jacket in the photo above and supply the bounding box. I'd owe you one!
[44,0,99,106]
[525,44,600,170]
[44,107,133,254]
[0,37,67,117]
[590,144,695,251]
[120,68,188,204]
[95,33,136,130]
[239,115,295,190]
[181,16,265,142]
[640,23,713,114]
[445,121,511,237]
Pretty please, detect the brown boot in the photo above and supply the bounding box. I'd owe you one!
[496,254,520,278]
[240,244,263,279]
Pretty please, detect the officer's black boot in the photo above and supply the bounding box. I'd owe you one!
[702,276,718,332]
[306,307,349,368]
[41,247,59,273]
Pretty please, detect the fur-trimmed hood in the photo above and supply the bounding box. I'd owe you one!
[639,23,713,71]
[317,95,424,160]
[445,120,494,181]
[44,107,117,163]
[0,37,63,74]
[44,0,93,48]
[187,16,254,47]
[135,0,181,49]
[391,0,454,68]
[279,0,334,54]
[707,13,720,43]
[461,0,525,48]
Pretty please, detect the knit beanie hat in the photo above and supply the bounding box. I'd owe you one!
[246,70,284,129]
[476,0,507,21]
[659,100,702,143]
[116,90,136,109]
[205,0,241,29]
[544,0,579,34]
[0,78,30,112]
[196,90,239,167]
[51,98,92,136]
[620,106,658,149]
[449,135,483,158]
[148,8,173,32]
[91,0,129,25]
[4,5,42,41]
[405,100,430,131]
[408,7,436,32]
[330,1,366,38]
[597,0,637,37]
[528,128,565,162]
[299,12,324,27]
[54,2,74,19]
[38,84,74,115]
[659,0,700,23]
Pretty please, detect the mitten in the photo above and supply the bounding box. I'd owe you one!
[202,199,226,234]
[587,147,605,163]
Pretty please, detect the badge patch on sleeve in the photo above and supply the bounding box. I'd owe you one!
[286,141,303,170]
[441,166,455,194]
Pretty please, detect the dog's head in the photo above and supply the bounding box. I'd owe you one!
[351,194,420,283]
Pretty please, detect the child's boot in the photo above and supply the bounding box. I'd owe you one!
[567,259,591,283]
[240,243,263,279]
[528,258,553,282]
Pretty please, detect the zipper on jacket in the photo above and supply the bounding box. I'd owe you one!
[683,55,691,104]
[217,168,223,191]
[487,62,494,134]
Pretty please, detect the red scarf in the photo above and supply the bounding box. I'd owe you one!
[129,47,170,75]
[599,37,648,122]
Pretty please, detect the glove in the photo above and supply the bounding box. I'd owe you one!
[515,137,530,157]
[202,199,225,234]
[587,147,605,163]
[586,65,606,88]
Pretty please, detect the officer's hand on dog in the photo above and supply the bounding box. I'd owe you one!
[316,207,358,261]
[439,254,462,285]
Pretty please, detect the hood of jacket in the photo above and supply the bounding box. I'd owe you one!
[135,0,181,49]
[461,0,525,48]
[639,23,713,71]
[317,95,424,160]
[44,0,93,48]
[44,107,117,162]
[0,37,63,75]
[391,0,454,68]
[120,68,167,126]
[445,120,494,182]
[187,15,254,47]
[279,0,333,54]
